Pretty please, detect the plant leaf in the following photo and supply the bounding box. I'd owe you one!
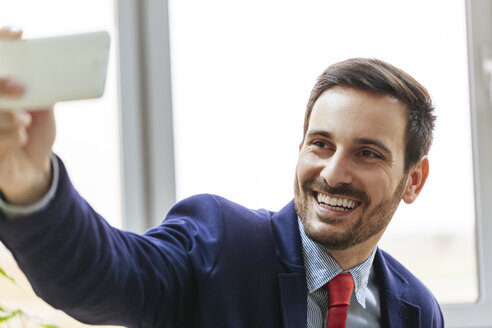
[0,310,14,322]
[0,266,60,327]
[0,266,16,285]
[0,307,60,327]
[0,309,21,322]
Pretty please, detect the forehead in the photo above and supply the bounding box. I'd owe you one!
[308,87,407,150]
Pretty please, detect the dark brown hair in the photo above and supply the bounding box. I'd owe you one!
[303,58,436,171]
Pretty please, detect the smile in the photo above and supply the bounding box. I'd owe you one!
[315,192,361,212]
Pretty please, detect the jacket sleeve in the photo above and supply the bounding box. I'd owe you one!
[0,157,223,327]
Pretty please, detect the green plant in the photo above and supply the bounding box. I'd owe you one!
[0,265,58,328]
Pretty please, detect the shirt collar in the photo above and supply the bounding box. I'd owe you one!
[298,217,376,309]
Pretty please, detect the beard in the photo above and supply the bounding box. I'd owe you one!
[294,174,407,251]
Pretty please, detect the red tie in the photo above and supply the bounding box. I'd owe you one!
[325,273,354,328]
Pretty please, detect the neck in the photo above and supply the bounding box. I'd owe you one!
[325,235,381,270]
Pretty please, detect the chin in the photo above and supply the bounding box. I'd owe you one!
[299,214,360,251]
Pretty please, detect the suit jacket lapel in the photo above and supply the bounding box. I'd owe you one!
[375,249,421,328]
[271,200,307,328]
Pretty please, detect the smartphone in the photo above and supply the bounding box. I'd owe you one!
[0,31,110,110]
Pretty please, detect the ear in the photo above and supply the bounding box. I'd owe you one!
[402,156,429,204]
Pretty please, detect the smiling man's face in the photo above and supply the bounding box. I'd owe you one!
[295,86,409,251]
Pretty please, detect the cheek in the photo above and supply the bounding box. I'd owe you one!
[358,171,393,201]
[296,152,321,181]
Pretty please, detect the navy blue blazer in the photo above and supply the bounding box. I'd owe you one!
[0,159,443,327]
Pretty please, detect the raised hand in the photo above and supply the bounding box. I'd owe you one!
[0,28,56,205]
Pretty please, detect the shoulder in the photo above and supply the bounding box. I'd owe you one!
[376,248,444,326]
[155,194,276,246]
[146,194,279,275]
[165,193,274,224]
[376,249,437,302]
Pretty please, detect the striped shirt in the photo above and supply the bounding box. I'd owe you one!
[298,218,382,327]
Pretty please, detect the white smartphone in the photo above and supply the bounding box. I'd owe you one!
[0,31,110,110]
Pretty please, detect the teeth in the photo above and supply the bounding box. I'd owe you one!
[316,193,357,209]
[319,203,351,211]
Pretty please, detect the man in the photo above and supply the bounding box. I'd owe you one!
[0,29,442,327]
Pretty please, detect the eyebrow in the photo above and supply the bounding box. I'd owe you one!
[306,130,332,139]
[306,130,393,156]
[355,138,392,156]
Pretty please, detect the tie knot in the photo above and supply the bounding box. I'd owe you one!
[325,273,354,307]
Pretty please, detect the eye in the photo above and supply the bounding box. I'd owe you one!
[360,149,381,159]
[313,140,326,148]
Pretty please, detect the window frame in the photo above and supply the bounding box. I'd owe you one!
[116,0,176,233]
[440,1,492,327]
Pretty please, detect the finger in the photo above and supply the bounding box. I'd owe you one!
[0,127,28,151]
[0,27,23,40]
[0,111,31,130]
[0,78,25,96]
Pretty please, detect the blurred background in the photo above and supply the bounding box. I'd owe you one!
[1,0,491,327]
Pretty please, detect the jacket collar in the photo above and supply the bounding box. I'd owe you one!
[271,200,307,328]
[271,200,305,274]
[374,249,421,328]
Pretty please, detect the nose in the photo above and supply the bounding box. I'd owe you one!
[320,151,354,187]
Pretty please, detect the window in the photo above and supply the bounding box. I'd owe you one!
[168,0,490,325]
[2,0,491,327]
